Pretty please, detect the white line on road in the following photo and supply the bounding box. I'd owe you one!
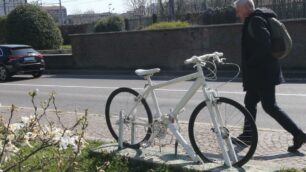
[1,83,306,97]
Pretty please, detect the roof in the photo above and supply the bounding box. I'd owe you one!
[42,6,66,10]
[0,44,32,48]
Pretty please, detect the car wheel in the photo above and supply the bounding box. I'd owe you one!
[0,65,8,82]
[32,72,43,78]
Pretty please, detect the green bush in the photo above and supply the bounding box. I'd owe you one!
[0,16,6,43]
[144,21,190,30]
[94,16,124,33]
[60,23,93,44]
[6,4,63,50]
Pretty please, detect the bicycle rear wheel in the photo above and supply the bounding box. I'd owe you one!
[105,87,152,149]
[188,97,258,167]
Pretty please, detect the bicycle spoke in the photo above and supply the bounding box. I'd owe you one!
[189,98,258,167]
[105,88,152,147]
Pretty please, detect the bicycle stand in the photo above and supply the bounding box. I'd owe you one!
[118,110,124,150]
[174,140,178,156]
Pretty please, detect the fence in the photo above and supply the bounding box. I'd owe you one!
[199,0,306,19]
[127,0,306,30]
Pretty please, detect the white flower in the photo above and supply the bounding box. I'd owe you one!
[9,123,24,132]
[21,116,30,125]
[59,136,70,150]
[23,132,36,148]
[7,134,15,142]
[1,142,19,163]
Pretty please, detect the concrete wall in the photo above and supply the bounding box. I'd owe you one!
[43,54,75,70]
[70,19,306,71]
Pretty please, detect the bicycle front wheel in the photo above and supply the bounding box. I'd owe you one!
[188,97,258,167]
[105,87,153,149]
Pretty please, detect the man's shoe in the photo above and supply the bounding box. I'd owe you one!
[288,133,306,152]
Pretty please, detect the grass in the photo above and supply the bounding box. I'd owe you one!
[279,168,306,172]
[2,140,197,172]
[3,138,304,172]
[61,44,72,49]
[144,21,190,30]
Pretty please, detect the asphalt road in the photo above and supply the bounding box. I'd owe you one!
[0,74,305,131]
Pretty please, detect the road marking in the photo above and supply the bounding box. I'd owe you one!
[1,83,306,97]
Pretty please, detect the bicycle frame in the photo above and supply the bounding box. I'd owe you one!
[121,63,238,166]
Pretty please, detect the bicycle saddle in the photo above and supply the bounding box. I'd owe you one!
[135,68,161,76]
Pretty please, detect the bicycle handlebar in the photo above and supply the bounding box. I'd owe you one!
[184,52,224,65]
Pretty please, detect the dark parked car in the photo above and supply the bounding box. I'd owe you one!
[0,44,45,81]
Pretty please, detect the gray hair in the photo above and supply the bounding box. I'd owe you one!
[234,0,255,9]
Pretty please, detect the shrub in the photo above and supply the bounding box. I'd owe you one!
[0,90,88,171]
[94,16,124,33]
[60,23,94,45]
[0,17,6,43]
[144,21,190,30]
[6,4,63,50]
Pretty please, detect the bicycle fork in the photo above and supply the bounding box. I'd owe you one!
[206,97,238,167]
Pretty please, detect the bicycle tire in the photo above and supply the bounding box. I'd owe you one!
[105,87,153,149]
[188,97,258,167]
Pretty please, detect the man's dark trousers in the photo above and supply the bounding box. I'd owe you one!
[243,86,303,137]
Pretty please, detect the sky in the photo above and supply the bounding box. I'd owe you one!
[29,0,129,15]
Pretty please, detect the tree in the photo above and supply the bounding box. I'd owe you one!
[168,0,174,20]
[84,10,95,14]
[127,0,148,16]
[158,0,165,16]
[0,17,6,43]
[176,0,187,16]
[6,4,63,50]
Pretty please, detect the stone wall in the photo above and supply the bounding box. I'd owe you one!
[43,54,75,70]
[70,19,306,71]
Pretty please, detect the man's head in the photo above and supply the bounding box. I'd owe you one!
[234,0,255,22]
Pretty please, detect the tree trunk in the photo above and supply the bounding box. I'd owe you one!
[158,0,165,16]
[169,0,175,20]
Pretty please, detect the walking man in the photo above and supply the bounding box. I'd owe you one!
[234,0,306,152]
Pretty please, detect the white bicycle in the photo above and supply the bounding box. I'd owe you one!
[105,52,258,167]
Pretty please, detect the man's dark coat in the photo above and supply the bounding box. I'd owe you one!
[241,8,284,91]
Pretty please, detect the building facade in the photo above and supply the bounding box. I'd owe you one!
[67,13,111,25]
[43,5,67,25]
[0,0,27,16]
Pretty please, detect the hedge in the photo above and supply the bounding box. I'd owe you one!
[94,16,124,33]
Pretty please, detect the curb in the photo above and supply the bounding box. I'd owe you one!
[91,144,280,172]
[44,69,306,82]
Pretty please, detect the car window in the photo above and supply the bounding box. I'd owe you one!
[0,48,3,56]
[11,48,38,56]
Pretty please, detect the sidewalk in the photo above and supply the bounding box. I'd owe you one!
[1,107,305,170]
